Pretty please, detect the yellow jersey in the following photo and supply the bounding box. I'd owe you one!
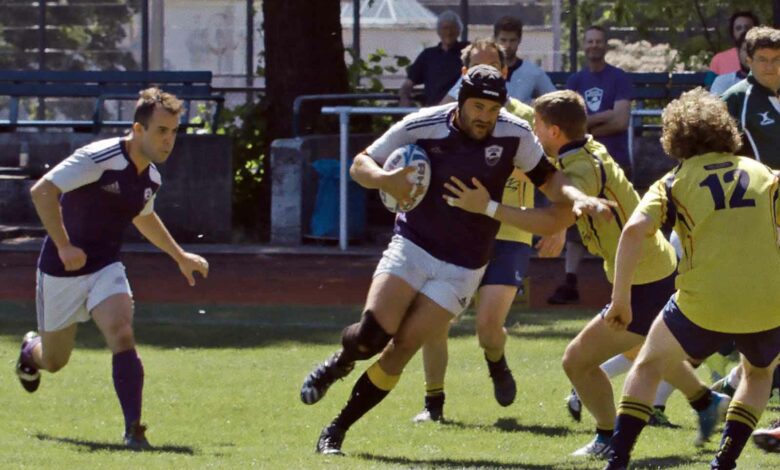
[556,136,677,284]
[497,98,535,245]
[636,152,780,333]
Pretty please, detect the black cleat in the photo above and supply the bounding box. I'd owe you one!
[316,424,346,455]
[124,421,152,451]
[301,352,354,405]
[16,331,41,393]
[487,355,516,407]
[547,283,580,305]
[566,388,582,422]
[413,393,445,423]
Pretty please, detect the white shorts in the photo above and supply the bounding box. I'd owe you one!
[36,262,133,332]
[373,235,486,316]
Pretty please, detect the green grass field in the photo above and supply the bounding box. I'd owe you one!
[1,300,777,469]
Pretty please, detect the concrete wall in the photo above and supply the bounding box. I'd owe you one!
[271,134,376,245]
[0,133,232,242]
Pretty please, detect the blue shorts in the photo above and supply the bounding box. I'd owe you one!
[480,240,531,288]
[599,271,676,336]
[663,298,780,368]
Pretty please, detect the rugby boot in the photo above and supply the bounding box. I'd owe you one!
[301,351,354,405]
[695,392,730,447]
[566,388,582,422]
[752,419,780,453]
[316,424,346,455]
[124,421,152,451]
[412,393,445,423]
[16,331,41,393]
[487,354,516,407]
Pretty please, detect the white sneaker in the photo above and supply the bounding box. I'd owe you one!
[566,388,582,422]
[571,437,613,458]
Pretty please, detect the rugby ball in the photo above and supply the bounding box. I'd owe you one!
[379,144,431,213]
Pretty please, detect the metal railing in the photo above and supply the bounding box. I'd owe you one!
[320,105,418,250]
[628,108,663,170]
[293,93,400,137]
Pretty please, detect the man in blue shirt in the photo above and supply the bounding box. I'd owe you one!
[15,88,209,450]
[300,65,614,456]
[399,10,469,106]
[548,25,633,305]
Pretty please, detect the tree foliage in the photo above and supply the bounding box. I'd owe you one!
[0,1,139,70]
[577,0,773,69]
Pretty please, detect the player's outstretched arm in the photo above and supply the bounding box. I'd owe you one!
[539,170,615,219]
[604,211,655,332]
[30,178,86,271]
[444,176,574,236]
[132,212,208,286]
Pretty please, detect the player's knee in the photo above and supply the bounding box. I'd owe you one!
[42,353,69,373]
[341,310,392,360]
[561,343,583,376]
[108,325,136,352]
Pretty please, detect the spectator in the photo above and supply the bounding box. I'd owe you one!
[710,11,759,75]
[441,16,555,105]
[399,10,469,107]
[710,31,750,95]
[546,25,633,306]
[722,26,780,168]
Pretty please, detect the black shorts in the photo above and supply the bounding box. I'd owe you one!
[599,271,676,336]
[663,298,780,368]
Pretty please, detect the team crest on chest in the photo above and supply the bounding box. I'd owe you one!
[584,87,603,112]
[143,187,153,201]
[485,145,503,166]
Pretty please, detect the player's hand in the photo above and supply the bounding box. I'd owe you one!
[604,301,632,332]
[573,196,616,219]
[443,176,490,214]
[536,230,566,258]
[177,252,209,287]
[380,166,421,208]
[58,244,87,271]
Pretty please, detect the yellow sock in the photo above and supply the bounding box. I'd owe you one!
[366,361,400,392]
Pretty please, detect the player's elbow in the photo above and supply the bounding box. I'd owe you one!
[30,179,58,202]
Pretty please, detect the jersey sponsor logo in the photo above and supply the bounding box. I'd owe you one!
[584,87,603,112]
[143,188,153,201]
[758,111,776,126]
[485,145,503,166]
[429,145,444,155]
[101,181,120,194]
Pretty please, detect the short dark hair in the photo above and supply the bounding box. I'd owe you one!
[533,90,587,140]
[729,11,759,39]
[493,16,523,40]
[745,26,780,59]
[133,87,183,128]
[660,88,740,161]
[461,37,506,69]
[584,25,606,38]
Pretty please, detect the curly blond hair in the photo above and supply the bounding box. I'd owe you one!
[660,88,741,160]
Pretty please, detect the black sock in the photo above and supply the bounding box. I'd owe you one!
[690,388,713,412]
[333,370,392,431]
[596,427,614,442]
[711,401,759,469]
[609,397,653,467]
[565,272,577,286]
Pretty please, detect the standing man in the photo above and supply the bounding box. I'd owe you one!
[605,87,780,470]
[399,10,469,107]
[413,37,537,423]
[14,88,210,450]
[722,26,780,168]
[710,11,759,75]
[548,25,633,305]
[300,65,613,456]
[441,16,555,105]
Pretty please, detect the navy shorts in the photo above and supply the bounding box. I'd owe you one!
[480,240,531,288]
[663,298,780,368]
[565,224,581,243]
[600,271,676,336]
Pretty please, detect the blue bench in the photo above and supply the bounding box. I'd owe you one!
[0,70,224,133]
[546,71,707,101]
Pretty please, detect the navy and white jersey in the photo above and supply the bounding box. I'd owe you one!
[38,137,161,277]
[365,102,544,269]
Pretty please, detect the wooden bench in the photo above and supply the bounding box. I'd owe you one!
[0,70,224,133]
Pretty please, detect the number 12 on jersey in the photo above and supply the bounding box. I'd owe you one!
[699,169,756,210]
